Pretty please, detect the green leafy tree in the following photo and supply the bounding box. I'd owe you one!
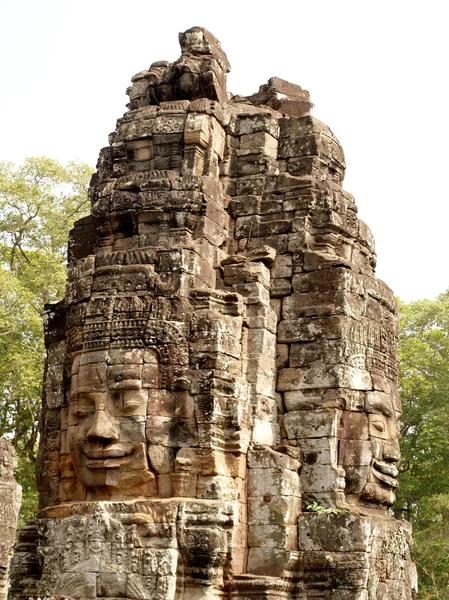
[397,291,449,599]
[0,157,93,523]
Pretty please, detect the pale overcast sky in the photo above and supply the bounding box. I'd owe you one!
[1,0,447,302]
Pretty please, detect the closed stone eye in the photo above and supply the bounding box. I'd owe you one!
[72,407,90,418]
[119,400,143,415]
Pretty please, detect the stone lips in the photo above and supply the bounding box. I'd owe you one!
[10,26,417,600]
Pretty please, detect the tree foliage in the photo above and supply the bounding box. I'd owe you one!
[0,157,92,523]
[397,291,449,599]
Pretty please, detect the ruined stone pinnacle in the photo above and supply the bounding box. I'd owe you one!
[10,26,417,600]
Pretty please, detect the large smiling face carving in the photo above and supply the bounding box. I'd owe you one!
[338,392,400,509]
[67,349,157,498]
[361,393,400,506]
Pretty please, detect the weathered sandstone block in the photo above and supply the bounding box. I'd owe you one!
[0,439,21,600]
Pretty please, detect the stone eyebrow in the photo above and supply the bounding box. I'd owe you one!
[368,399,394,418]
[73,389,105,397]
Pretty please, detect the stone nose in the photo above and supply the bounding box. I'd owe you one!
[384,440,401,462]
[86,409,119,443]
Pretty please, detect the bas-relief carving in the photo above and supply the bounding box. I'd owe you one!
[35,507,179,599]
[11,26,417,600]
[30,500,235,600]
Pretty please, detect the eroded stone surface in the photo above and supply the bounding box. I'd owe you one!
[11,26,416,600]
[0,439,21,600]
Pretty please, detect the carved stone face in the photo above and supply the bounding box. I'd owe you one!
[67,349,157,497]
[362,401,400,506]
[339,393,400,508]
[181,30,207,54]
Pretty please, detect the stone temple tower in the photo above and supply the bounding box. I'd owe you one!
[11,27,417,600]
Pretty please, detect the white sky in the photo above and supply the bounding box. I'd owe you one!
[1,0,448,302]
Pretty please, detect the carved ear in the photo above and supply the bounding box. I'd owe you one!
[59,453,87,503]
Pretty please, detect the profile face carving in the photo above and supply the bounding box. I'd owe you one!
[67,348,158,498]
[363,398,400,506]
[339,394,400,508]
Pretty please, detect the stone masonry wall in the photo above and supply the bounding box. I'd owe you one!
[0,439,21,600]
